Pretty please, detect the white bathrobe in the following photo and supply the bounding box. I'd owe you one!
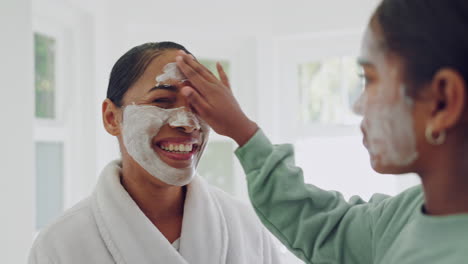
[29,161,282,264]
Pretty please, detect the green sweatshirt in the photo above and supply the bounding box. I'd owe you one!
[235,129,468,264]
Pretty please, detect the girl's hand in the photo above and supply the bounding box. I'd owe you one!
[175,50,258,146]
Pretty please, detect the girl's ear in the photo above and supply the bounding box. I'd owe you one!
[425,68,467,134]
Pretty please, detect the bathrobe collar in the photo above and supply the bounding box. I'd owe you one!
[91,161,228,264]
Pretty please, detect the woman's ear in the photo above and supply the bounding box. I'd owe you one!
[426,68,467,134]
[102,99,122,136]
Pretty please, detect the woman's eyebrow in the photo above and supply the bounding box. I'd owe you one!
[147,84,178,93]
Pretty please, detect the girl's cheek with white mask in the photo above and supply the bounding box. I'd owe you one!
[355,78,419,172]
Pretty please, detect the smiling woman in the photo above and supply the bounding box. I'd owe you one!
[28,42,282,264]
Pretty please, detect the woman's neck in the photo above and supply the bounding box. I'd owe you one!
[122,172,186,219]
[420,146,468,216]
[120,160,186,242]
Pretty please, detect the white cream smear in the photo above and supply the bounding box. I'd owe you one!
[155,62,187,86]
[355,85,419,167]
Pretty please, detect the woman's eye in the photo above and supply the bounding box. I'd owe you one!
[152,98,174,105]
[153,98,170,102]
[358,73,372,88]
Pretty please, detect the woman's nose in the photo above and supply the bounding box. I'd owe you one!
[168,105,200,134]
[172,122,197,133]
[167,94,200,133]
[352,93,365,116]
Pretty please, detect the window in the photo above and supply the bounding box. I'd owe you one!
[197,141,236,195]
[33,30,66,230]
[34,33,56,119]
[293,54,406,200]
[294,56,398,200]
[298,56,362,125]
[35,142,64,229]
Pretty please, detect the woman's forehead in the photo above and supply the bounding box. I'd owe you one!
[142,50,179,81]
[124,51,181,102]
[360,27,384,63]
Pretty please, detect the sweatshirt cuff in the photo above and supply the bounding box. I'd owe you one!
[235,129,274,173]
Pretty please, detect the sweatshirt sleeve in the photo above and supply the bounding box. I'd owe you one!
[235,129,391,264]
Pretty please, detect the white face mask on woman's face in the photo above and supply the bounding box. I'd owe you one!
[121,104,210,186]
[355,85,419,168]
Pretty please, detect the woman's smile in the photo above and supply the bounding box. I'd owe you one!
[153,137,201,164]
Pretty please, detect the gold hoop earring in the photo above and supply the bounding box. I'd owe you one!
[425,125,446,145]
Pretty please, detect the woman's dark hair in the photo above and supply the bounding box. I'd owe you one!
[107,42,192,107]
[372,0,468,96]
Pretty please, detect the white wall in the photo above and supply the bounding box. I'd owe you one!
[272,0,379,35]
[0,0,35,262]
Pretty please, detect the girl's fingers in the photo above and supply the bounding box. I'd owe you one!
[176,56,211,96]
[198,59,219,80]
[178,52,218,83]
[216,62,231,90]
[181,86,211,117]
[185,51,218,80]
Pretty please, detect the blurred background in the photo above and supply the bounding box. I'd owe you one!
[1,0,421,262]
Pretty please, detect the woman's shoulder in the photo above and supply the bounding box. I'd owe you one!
[29,196,116,263]
[30,197,99,255]
[375,184,424,210]
[368,184,424,232]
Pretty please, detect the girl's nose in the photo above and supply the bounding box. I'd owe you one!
[352,93,366,116]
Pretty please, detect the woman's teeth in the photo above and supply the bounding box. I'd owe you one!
[160,143,194,153]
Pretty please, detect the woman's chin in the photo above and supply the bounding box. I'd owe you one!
[163,159,192,169]
[369,155,411,175]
